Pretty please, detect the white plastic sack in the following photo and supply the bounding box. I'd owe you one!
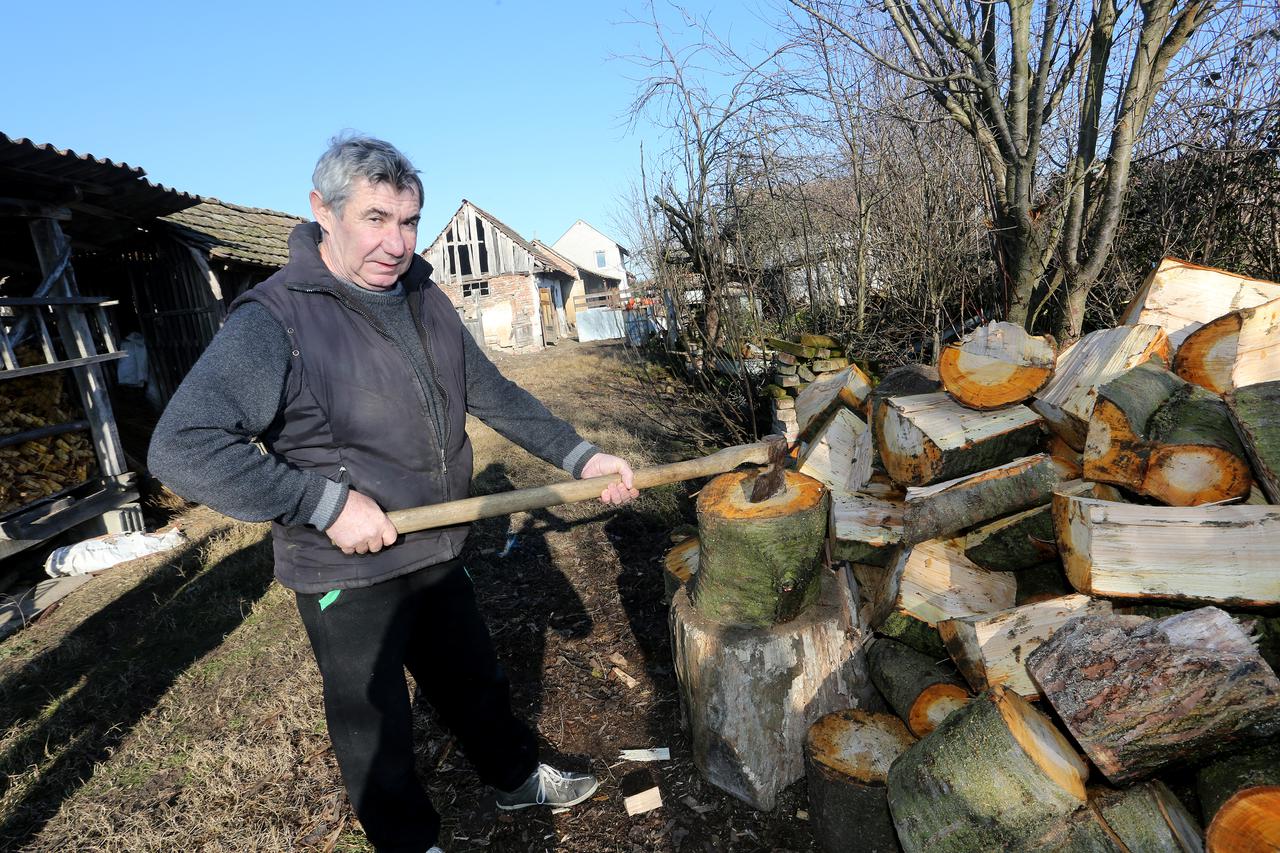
[117,332,149,387]
[44,527,186,578]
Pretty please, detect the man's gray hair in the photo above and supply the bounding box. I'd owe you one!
[312,134,423,216]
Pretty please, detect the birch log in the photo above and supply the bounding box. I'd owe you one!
[875,392,1044,487]
[795,364,873,437]
[798,407,873,493]
[1122,256,1280,349]
[867,637,970,737]
[938,321,1057,410]
[1026,607,1280,785]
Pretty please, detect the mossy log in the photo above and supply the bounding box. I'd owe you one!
[875,392,1044,487]
[1028,781,1203,852]
[800,333,839,349]
[1026,607,1280,785]
[798,408,873,493]
[832,489,903,567]
[938,321,1057,410]
[794,364,873,438]
[867,638,969,737]
[1197,739,1280,824]
[1205,787,1280,853]
[1121,256,1280,349]
[691,470,829,627]
[671,571,874,811]
[805,709,914,853]
[867,365,941,469]
[962,504,1057,571]
[886,687,1089,853]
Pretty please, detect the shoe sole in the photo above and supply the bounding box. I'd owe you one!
[495,778,600,811]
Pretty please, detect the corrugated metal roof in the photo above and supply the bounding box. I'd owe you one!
[162,199,305,268]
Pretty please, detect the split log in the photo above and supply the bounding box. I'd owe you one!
[832,489,903,567]
[1015,561,1072,605]
[867,638,969,737]
[1226,295,1280,502]
[886,687,1089,853]
[798,408,873,494]
[795,364,873,437]
[875,392,1044,487]
[1084,361,1185,490]
[1197,739,1280,825]
[800,333,839,349]
[867,364,941,426]
[1206,787,1280,853]
[663,536,699,603]
[903,454,1078,545]
[962,504,1057,571]
[1175,308,1243,394]
[805,709,915,853]
[938,594,1113,698]
[671,571,874,811]
[1053,482,1280,605]
[938,321,1057,410]
[1026,607,1280,785]
[1031,324,1172,449]
[768,337,818,359]
[797,364,817,383]
[876,540,1017,659]
[1122,256,1280,350]
[812,357,850,373]
[691,470,829,627]
[1029,782,1203,853]
[1048,434,1083,470]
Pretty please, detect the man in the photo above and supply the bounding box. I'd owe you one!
[149,135,639,853]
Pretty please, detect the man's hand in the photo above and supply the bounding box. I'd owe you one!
[326,490,399,555]
[580,453,640,505]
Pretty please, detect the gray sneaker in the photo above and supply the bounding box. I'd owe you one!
[495,763,600,810]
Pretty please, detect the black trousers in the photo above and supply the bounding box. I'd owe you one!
[296,560,539,852]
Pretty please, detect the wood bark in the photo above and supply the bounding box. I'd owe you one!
[1197,739,1280,824]
[805,709,914,853]
[1027,781,1203,853]
[938,594,1113,698]
[1026,607,1280,785]
[1053,482,1280,606]
[1031,324,1171,450]
[886,688,1089,853]
[875,392,1044,487]
[1121,256,1280,350]
[832,489,903,567]
[798,408,873,494]
[867,638,969,737]
[671,571,874,811]
[1226,382,1280,504]
[795,364,873,437]
[962,504,1057,571]
[938,321,1056,410]
[903,454,1078,545]
[867,364,940,433]
[1205,786,1280,853]
[663,536,699,603]
[692,470,829,627]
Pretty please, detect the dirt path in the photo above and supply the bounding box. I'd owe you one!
[0,341,816,852]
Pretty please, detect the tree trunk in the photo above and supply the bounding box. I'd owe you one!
[886,688,1089,853]
[692,470,829,627]
[938,321,1057,410]
[1026,607,1280,785]
[798,408,873,494]
[805,709,915,853]
[962,504,1057,571]
[867,638,969,737]
[795,364,873,437]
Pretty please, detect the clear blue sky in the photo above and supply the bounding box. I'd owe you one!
[6,0,777,251]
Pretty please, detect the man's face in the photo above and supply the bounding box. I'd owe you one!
[310,178,421,290]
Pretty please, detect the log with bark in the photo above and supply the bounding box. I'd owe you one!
[805,708,915,853]
[1122,256,1280,350]
[1197,739,1280,827]
[794,364,873,437]
[798,408,873,494]
[1205,786,1280,853]
[867,363,941,427]
[1053,482,1280,606]
[938,321,1057,410]
[670,570,874,811]
[1026,607,1280,785]
[867,637,969,737]
[1225,295,1280,503]
[938,594,1113,698]
[1026,781,1204,853]
[886,687,1089,853]
[903,454,1078,545]
[832,488,903,567]
[691,470,829,627]
[875,392,1044,487]
[962,503,1057,571]
[1031,324,1172,449]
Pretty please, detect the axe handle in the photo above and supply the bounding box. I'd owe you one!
[387,441,773,534]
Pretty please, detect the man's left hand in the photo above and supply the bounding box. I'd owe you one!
[580,453,640,505]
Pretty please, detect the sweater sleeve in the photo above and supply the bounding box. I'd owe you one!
[147,302,348,529]
[461,330,599,476]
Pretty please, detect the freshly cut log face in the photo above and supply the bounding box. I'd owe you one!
[805,709,915,853]
[938,321,1057,409]
[886,687,1089,853]
[1026,607,1280,785]
[794,364,873,437]
[867,637,969,737]
[832,489,903,566]
[1031,324,1171,449]
[875,392,1044,487]
[1175,308,1243,394]
[693,470,829,627]
[1206,786,1280,853]
[1228,294,1280,388]
[1052,483,1280,605]
[962,503,1057,571]
[1121,256,1280,349]
[798,408,873,493]
[903,453,1078,545]
[663,536,699,602]
[1084,361,1185,490]
[938,594,1113,698]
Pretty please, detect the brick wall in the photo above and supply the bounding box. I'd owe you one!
[448,273,542,352]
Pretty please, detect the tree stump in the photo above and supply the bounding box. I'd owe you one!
[805,709,914,853]
[867,638,969,737]
[1026,607,1280,785]
[671,570,874,810]
[886,687,1089,853]
[691,470,829,627]
[938,321,1057,410]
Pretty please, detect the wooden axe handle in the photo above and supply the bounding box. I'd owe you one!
[387,440,776,534]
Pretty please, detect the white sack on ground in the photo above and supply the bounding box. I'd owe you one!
[44,528,186,578]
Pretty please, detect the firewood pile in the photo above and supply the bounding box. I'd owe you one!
[667,257,1280,852]
[763,334,861,441]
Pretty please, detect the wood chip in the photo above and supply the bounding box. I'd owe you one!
[618,747,670,762]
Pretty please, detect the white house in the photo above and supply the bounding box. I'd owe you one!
[551,220,632,320]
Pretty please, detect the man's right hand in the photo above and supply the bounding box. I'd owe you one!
[326,490,399,555]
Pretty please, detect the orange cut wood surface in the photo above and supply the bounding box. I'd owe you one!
[697,469,827,521]
[1206,786,1280,853]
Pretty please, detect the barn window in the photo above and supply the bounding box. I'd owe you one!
[462,280,490,298]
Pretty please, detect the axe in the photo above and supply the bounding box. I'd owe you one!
[387,435,790,535]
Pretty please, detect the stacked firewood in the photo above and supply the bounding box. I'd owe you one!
[0,363,97,514]
[764,334,859,441]
[668,257,1280,852]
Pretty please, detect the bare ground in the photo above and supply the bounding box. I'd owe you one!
[0,341,817,852]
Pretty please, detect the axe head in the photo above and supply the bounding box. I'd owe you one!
[748,434,790,503]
